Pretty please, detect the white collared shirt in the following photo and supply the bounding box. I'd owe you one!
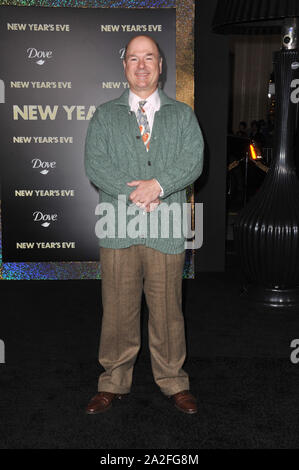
[129,88,160,133]
[128,88,163,197]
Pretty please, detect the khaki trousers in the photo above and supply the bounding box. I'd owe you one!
[98,245,189,396]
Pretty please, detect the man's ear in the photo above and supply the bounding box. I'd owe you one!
[123,59,127,72]
[159,57,163,74]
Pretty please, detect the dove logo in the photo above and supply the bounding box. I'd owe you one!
[119,47,125,60]
[0,79,4,103]
[0,340,4,364]
[27,47,53,65]
[33,211,57,227]
[32,158,56,175]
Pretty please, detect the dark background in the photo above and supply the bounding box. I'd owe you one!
[194,0,228,273]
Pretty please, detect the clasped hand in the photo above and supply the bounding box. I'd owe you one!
[127,179,161,212]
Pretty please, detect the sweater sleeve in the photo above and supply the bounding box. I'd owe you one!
[154,105,204,199]
[84,107,134,205]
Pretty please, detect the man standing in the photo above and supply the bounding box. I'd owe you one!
[84,35,204,414]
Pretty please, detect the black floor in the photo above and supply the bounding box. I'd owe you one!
[1,253,299,449]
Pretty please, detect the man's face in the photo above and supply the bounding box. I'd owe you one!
[123,36,162,98]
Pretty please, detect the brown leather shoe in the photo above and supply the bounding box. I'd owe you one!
[86,392,125,414]
[168,390,198,414]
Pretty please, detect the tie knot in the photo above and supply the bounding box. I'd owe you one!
[138,100,147,108]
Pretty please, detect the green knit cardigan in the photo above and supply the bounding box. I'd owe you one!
[84,88,204,254]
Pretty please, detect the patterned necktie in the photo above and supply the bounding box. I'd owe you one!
[136,100,150,151]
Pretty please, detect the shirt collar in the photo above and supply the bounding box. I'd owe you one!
[113,88,176,108]
[129,88,160,112]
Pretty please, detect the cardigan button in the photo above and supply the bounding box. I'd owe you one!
[148,161,151,166]
[136,135,141,139]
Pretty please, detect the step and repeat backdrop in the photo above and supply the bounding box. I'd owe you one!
[0,0,196,279]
